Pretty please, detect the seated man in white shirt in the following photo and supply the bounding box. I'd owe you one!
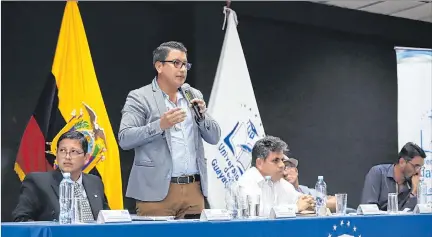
[238,136,315,214]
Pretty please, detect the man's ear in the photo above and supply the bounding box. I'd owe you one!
[398,157,407,167]
[256,158,264,168]
[84,153,90,165]
[155,61,163,73]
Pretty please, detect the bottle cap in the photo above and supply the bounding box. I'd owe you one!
[318,176,323,180]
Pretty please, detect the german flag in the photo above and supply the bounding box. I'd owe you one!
[14,1,123,210]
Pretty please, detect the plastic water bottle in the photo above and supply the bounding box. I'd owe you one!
[417,177,428,205]
[315,176,327,216]
[59,172,75,224]
[260,176,275,218]
[225,180,243,218]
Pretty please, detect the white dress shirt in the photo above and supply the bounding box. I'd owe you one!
[238,167,301,213]
[153,79,198,177]
[60,171,87,197]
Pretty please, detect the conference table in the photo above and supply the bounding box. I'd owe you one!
[2,213,432,237]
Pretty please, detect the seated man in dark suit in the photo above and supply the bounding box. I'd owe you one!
[12,131,110,222]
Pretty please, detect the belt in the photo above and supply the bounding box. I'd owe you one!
[171,174,200,184]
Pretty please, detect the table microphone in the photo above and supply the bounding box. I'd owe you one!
[52,210,58,222]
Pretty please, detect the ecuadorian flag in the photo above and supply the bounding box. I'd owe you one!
[14,1,123,210]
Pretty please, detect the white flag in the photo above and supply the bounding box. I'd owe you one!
[204,9,265,209]
[395,46,432,204]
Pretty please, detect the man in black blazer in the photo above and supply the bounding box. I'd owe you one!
[12,131,109,222]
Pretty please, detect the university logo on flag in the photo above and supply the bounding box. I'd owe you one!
[211,104,263,186]
[204,8,266,208]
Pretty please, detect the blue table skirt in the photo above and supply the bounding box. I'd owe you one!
[2,214,432,237]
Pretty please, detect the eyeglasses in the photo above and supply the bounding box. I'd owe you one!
[407,161,423,171]
[58,148,84,158]
[160,60,192,70]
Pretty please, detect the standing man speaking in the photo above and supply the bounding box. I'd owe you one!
[119,41,221,219]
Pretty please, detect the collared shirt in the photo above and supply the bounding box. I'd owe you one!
[153,79,198,177]
[361,164,417,211]
[296,185,318,197]
[238,167,301,213]
[60,171,87,198]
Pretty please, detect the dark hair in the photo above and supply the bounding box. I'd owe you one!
[57,131,88,154]
[152,41,187,65]
[398,142,426,161]
[251,136,288,166]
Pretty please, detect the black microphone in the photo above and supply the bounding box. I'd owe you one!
[52,210,58,222]
[179,83,204,121]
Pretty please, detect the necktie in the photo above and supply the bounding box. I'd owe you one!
[73,182,94,222]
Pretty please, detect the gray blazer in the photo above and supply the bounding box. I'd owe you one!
[118,81,221,202]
